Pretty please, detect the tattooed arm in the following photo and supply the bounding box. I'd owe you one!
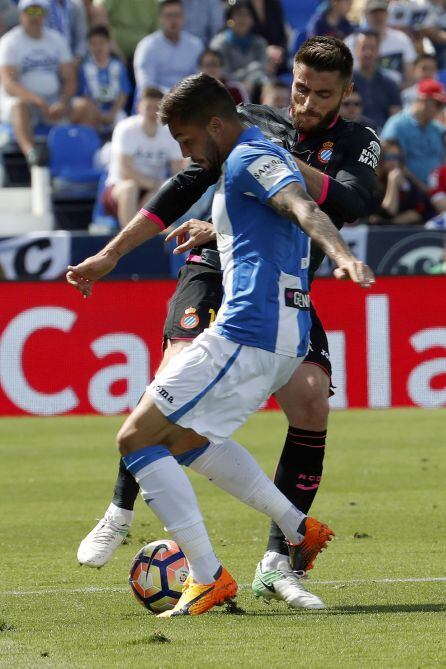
[268,181,375,287]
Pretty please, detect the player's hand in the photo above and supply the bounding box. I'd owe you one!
[333,260,375,288]
[165,219,216,255]
[66,252,118,298]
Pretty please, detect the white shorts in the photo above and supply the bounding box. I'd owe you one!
[147,329,303,444]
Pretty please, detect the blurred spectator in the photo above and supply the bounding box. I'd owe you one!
[260,79,290,108]
[45,0,88,61]
[369,139,432,223]
[77,25,131,133]
[210,0,269,95]
[345,0,417,87]
[428,163,446,211]
[0,0,90,166]
[426,163,446,273]
[307,0,355,40]
[402,53,438,108]
[182,0,224,45]
[418,0,446,68]
[353,29,401,131]
[387,0,435,59]
[91,0,159,63]
[102,87,184,228]
[198,48,249,103]
[134,0,203,93]
[381,79,446,183]
[0,0,19,36]
[250,0,288,75]
[340,89,378,130]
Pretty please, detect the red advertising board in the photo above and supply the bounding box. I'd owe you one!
[0,277,445,415]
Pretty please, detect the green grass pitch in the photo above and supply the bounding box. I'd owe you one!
[0,409,445,669]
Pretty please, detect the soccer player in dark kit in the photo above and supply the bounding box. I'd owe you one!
[68,36,381,609]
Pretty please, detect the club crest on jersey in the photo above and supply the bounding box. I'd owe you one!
[180,307,200,330]
[317,141,334,164]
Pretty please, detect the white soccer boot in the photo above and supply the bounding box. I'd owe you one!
[77,503,134,568]
[252,551,325,610]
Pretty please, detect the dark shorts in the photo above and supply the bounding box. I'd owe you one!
[163,262,224,345]
[163,263,333,386]
[304,303,332,381]
[101,184,146,218]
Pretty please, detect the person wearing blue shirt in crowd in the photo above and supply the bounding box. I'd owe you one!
[381,78,446,183]
[78,25,131,133]
[133,0,203,94]
[307,0,355,40]
[45,0,88,61]
[352,29,401,131]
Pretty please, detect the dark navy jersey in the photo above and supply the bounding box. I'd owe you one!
[144,103,381,281]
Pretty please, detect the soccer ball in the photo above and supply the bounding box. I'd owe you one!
[128,539,189,614]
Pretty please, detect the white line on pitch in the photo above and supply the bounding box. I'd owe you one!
[2,577,446,597]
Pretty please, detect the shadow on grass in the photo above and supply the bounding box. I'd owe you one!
[219,603,446,617]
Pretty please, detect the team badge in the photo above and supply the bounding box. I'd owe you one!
[180,307,200,330]
[317,141,334,164]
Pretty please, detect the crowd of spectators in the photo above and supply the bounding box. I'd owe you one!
[0,0,445,270]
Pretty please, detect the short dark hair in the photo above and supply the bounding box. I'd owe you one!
[294,36,353,83]
[158,0,182,9]
[140,86,164,101]
[159,73,238,125]
[198,48,224,67]
[225,0,256,22]
[88,25,110,40]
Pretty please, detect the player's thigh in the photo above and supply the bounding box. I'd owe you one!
[276,307,331,427]
[157,339,192,373]
[276,362,330,424]
[163,263,223,344]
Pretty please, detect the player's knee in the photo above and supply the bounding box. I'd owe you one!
[299,390,330,425]
[116,426,137,456]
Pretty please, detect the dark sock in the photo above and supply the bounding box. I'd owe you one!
[266,426,326,555]
[111,457,140,511]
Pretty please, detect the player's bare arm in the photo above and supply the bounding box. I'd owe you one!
[293,158,324,202]
[268,182,375,288]
[66,212,161,297]
[165,218,216,254]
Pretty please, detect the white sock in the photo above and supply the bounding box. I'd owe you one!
[133,454,220,584]
[262,551,291,572]
[188,440,305,544]
[105,502,134,526]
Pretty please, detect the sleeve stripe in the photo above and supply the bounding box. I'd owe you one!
[139,208,166,230]
[316,174,330,206]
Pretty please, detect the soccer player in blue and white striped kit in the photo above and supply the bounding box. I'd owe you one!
[67,73,374,617]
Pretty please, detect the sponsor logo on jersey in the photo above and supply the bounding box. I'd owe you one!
[247,154,293,190]
[317,141,334,164]
[284,288,310,310]
[155,385,174,403]
[358,140,381,169]
[180,307,200,330]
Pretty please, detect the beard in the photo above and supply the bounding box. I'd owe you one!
[291,102,342,135]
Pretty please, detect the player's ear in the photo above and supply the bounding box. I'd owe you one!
[343,82,354,100]
[207,116,223,136]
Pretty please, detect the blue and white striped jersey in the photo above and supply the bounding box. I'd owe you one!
[212,126,311,358]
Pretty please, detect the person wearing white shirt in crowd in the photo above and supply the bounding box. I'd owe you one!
[345,0,417,87]
[102,87,185,228]
[0,0,90,165]
[133,0,203,95]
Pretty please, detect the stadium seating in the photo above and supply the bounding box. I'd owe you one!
[47,125,103,230]
[281,0,322,31]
